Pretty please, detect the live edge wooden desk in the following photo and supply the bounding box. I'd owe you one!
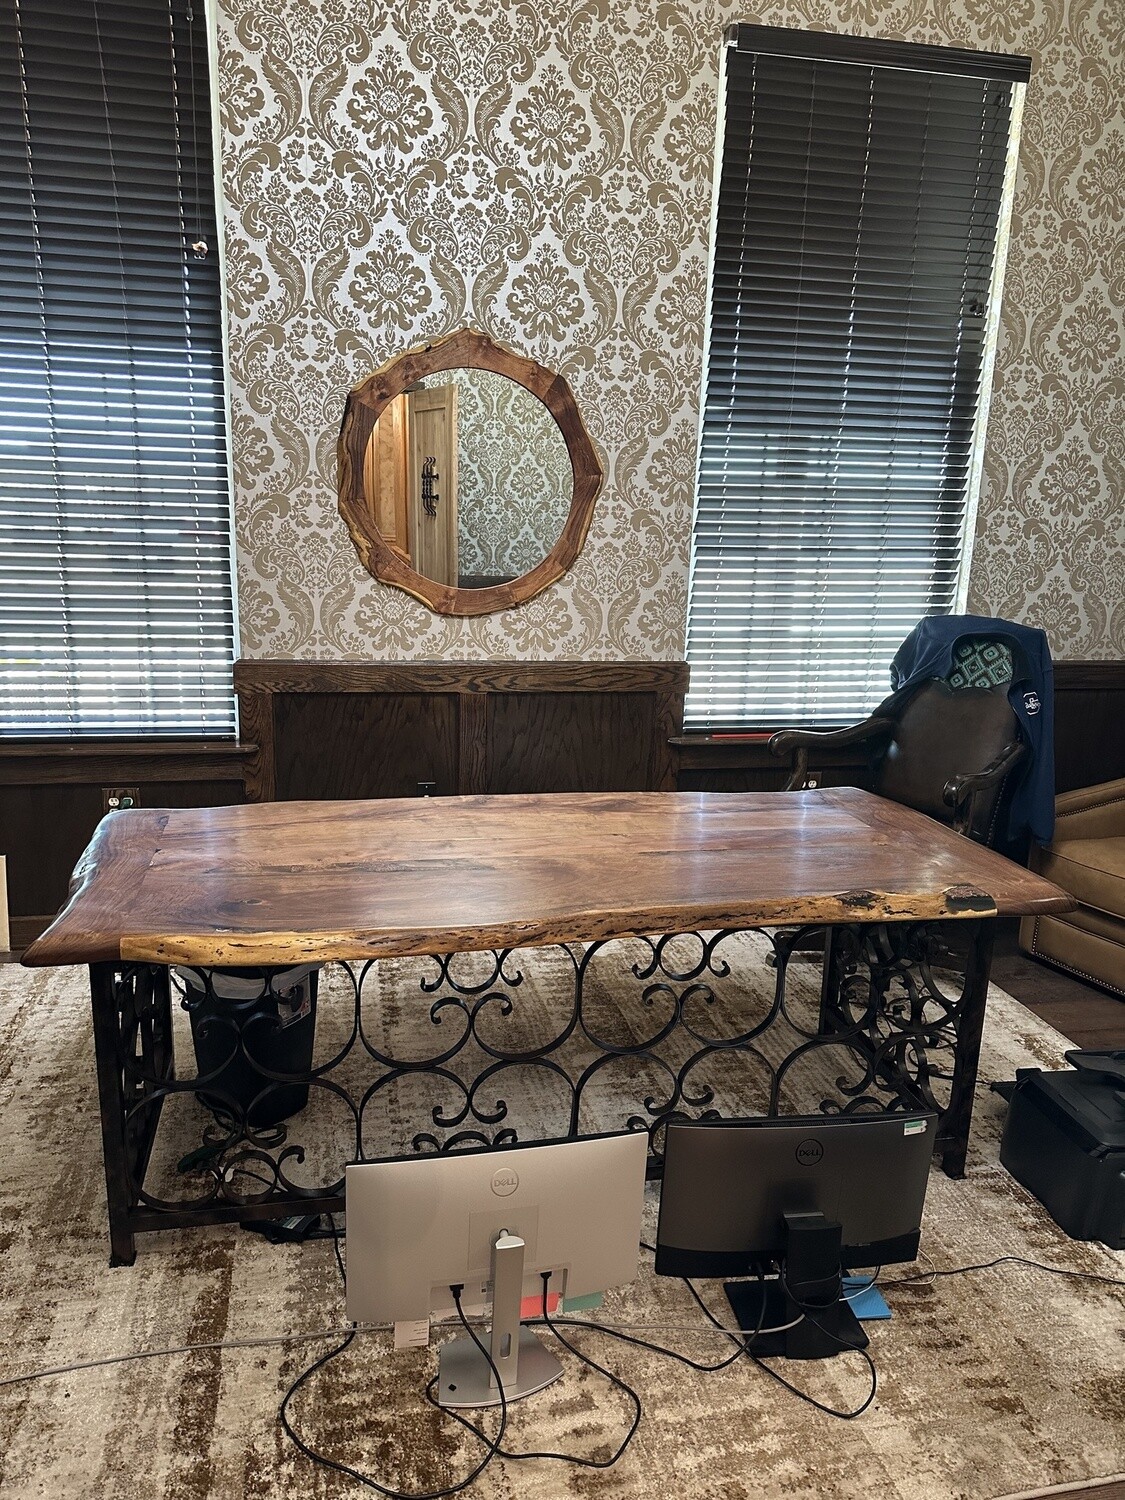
[24,788,1071,1264]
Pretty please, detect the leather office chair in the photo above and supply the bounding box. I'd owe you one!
[769,637,1027,849]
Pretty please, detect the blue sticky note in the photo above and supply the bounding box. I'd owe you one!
[842,1277,891,1320]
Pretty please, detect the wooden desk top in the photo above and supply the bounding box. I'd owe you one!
[22,789,1072,968]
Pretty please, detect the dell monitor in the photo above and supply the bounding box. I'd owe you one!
[655,1110,936,1359]
[346,1130,648,1407]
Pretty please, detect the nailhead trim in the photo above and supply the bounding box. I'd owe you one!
[1026,917,1125,998]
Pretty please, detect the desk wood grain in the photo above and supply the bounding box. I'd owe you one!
[22,789,1072,968]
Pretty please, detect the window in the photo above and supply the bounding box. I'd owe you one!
[0,0,236,737]
[684,27,1029,730]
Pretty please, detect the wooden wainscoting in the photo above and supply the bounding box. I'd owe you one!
[673,733,872,794]
[234,660,690,803]
[673,660,1125,797]
[1052,660,1125,792]
[0,740,250,950]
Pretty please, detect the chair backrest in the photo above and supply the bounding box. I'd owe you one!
[873,675,1022,844]
[945,636,1014,692]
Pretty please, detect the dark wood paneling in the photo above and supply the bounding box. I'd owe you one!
[8,916,48,952]
[458,692,490,796]
[0,739,248,785]
[0,742,251,947]
[235,660,690,804]
[272,693,459,800]
[1053,659,1125,793]
[674,735,872,793]
[486,693,654,793]
[237,683,276,803]
[4,783,105,917]
[2,777,244,918]
[235,660,688,695]
[675,662,1125,797]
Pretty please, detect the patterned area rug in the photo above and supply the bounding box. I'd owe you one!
[0,948,1123,1500]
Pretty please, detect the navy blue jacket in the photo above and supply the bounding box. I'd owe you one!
[888,614,1055,845]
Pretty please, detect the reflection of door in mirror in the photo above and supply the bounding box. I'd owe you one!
[362,392,410,561]
[407,384,458,589]
[360,386,459,586]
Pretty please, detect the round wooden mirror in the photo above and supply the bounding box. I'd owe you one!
[338,329,604,617]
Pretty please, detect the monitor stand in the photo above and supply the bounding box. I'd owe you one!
[724,1211,869,1361]
[438,1231,564,1408]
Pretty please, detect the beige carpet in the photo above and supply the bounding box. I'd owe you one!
[0,944,1122,1500]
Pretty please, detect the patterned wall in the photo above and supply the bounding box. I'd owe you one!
[218,0,1125,663]
[428,369,572,582]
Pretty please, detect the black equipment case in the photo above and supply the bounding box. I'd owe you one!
[999,1050,1125,1250]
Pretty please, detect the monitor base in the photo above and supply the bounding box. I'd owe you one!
[725,1277,869,1360]
[437,1327,564,1408]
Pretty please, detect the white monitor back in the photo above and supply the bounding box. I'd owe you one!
[346,1131,648,1323]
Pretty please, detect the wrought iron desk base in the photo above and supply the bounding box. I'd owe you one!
[89,919,995,1265]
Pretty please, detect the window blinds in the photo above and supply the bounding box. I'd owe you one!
[684,27,1029,730]
[0,0,236,737]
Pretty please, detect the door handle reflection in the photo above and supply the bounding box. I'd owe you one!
[421,455,439,517]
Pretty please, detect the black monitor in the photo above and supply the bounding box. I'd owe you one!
[654,1110,936,1360]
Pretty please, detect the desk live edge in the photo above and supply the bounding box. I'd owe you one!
[24,789,1072,1263]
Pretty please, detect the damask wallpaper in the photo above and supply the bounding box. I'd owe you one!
[218,0,1124,663]
[430,369,572,583]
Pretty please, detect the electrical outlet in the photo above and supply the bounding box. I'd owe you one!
[103,787,140,813]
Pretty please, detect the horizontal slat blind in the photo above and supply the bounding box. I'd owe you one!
[685,31,1026,730]
[0,0,236,737]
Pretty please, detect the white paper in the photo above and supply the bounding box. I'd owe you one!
[393,1318,430,1350]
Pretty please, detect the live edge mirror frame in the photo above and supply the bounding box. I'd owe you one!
[337,328,605,618]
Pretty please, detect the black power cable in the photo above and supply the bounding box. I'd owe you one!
[279,1282,509,1500]
[281,1223,646,1492]
[538,1294,761,1373]
[431,1273,644,1469]
[883,1255,1125,1289]
[280,1215,510,1499]
[679,1268,879,1420]
[278,1225,1125,1489]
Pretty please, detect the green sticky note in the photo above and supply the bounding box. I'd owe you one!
[562,1291,604,1313]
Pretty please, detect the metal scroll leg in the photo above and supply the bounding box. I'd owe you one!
[939,919,995,1179]
[90,962,174,1265]
[90,963,138,1265]
[818,927,841,1034]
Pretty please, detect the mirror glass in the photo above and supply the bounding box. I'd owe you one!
[339,327,603,617]
[362,368,573,591]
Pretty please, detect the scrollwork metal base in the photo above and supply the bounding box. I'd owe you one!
[89,918,994,1263]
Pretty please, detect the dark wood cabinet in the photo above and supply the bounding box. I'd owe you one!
[235,660,688,803]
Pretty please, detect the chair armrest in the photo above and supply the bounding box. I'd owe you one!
[944,742,1025,838]
[768,717,896,757]
[768,717,895,790]
[942,740,1025,813]
[1053,776,1125,840]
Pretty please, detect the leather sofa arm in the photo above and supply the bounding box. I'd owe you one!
[768,717,895,791]
[1052,776,1125,840]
